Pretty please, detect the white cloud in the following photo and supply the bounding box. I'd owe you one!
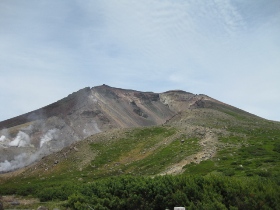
[0,0,279,121]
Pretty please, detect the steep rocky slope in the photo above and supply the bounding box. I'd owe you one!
[0,85,256,172]
[1,104,278,182]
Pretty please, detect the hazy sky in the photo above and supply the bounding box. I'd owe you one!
[0,0,280,122]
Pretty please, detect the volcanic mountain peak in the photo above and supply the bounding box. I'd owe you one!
[0,85,255,172]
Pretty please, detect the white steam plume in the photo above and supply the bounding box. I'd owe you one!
[9,131,31,147]
[0,153,38,172]
[0,135,8,147]
[40,129,58,148]
[0,135,6,142]
[0,128,11,139]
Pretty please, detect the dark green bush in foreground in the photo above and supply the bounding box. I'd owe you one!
[64,175,279,210]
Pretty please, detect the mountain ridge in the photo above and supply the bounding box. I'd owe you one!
[0,85,263,173]
[1,85,280,209]
[0,84,259,129]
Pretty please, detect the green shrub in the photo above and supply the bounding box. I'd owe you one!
[62,175,280,210]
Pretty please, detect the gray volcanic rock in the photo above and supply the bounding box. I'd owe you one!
[0,85,175,172]
[0,84,254,172]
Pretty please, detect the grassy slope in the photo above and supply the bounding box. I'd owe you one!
[0,106,280,209]
[180,108,280,180]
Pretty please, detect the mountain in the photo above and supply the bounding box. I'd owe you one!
[1,85,280,209]
[0,84,236,172]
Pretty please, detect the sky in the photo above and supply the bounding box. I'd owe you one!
[0,0,280,122]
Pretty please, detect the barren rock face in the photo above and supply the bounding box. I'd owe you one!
[0,84,245,172]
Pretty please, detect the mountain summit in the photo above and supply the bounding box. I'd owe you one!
[0,85,255,172]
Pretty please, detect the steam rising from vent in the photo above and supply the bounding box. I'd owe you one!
[0,130,58,172]
[0,134,10,148]
[83,121,101,136]
[40,129,58,148]
[0,135,6,142]
[0,153,40,172]
[9,131,31,147]
[0,128,60,172]
[0,128,11,140]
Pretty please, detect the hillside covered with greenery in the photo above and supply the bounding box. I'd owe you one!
[0,107,280,209]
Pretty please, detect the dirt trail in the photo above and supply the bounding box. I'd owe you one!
[159,130,218,175]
